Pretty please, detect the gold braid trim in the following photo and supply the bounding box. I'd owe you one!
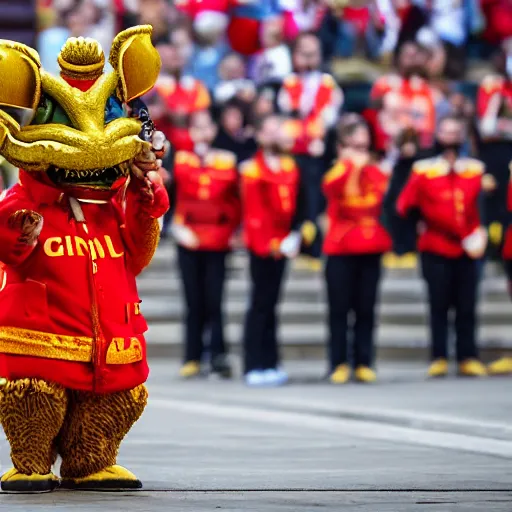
[58,385,148,479]
[0,379,67,475]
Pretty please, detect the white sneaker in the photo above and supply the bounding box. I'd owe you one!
[263,368,288,386]
[245,370,266,387]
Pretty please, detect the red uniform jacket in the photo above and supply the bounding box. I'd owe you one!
[0,171,169,393]
[173,149,241,251]
[369,74,436,151]
[477,74,512,139]
[502,177,512,260]
[151,75,211,152]
[322,160,392,255]
[240,151,299,257]
[397,157,484,258]
[278,72,342,155]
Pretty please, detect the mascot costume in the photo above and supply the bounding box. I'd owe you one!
[0,26,169,492]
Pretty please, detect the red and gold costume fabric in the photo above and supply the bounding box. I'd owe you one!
[173,149,240,251]
[240,151,299,256]
[397,157,484,258]
[322,160,392,255]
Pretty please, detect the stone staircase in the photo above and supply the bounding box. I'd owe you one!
[139,242,512,360]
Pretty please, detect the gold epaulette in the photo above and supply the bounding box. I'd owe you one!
[412,157,451,179]
[323,161,346,185]
[207,149,237,170]
[240,159,260,179]
[280,156,296,173]
[175,150,200,168]
[283,73,298,87]
[321,74,336,88]
[456,158,485,178]
[481,74,504,93]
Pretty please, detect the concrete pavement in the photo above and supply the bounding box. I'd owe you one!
[1,360,511,510]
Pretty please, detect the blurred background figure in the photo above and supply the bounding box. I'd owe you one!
[397,115,492,379]
[278,32,343,267]
[323,115,391,385]
[240,114,305,387]
[171,110,240,380]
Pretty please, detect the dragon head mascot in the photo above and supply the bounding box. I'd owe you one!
[0,26,169,492]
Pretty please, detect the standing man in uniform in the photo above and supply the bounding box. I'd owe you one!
[171,110,240,379]
[278,32,343,268]
[397,115,494,378]
[240,114,313,387]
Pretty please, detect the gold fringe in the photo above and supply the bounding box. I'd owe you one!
[0,379,67,475]
[58,385,148,479]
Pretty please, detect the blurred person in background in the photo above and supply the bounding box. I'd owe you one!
[171,110,241,379]
[477,40,512,255]
[489,163,512,375]
[248,15,293,86]
[278,32,343,268]
[240,114,313,387]
[397,115,495,379]
[139,0,178,44]
[322,115,392,384]
[213,53,257,106]
[367,40,437,154]
[213,100,258,163]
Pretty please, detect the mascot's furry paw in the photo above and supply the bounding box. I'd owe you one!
[0,468,59,493]
[60,465,142,491]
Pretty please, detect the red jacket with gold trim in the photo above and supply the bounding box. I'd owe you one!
[397,157,484,258]
[502,176,512,260]
[322,159,392,255]
[173,149,241,251]
[0,171,169,393]
[240,151,299,257]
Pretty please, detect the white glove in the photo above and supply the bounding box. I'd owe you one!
[170,224,200,249]
[280,231,301,259]
[462,226,488,259]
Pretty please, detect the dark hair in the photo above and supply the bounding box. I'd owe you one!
[336,114,368,146]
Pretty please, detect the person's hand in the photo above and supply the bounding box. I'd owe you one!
[8,209,43,246]
[280,232,301,259]
[482,173,498,193]
[170,224,200,249]
[462,226,488,260]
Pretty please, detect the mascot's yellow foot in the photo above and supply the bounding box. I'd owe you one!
[330,364,351,384]
[179,361,201,378]
[60,465,142,491]
[488,357,512,376]
[354,366,377,383]
[1,468,59,493]
[427,359,449,378]
[459,359,487,378]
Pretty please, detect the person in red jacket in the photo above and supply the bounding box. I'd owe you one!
[240,113,313,387]
[171,110,240,380]
[322,116,392,385]
[488,167,512,375]
[397,115,493,379]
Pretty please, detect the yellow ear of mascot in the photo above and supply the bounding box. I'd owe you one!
[0,26,170,493]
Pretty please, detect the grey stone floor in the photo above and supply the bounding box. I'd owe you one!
[1,360,511,511]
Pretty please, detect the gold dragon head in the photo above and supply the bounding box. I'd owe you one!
[0,26,161,197]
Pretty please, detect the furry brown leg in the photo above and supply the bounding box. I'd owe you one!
[0,379,67,475]
[58,384,148,479]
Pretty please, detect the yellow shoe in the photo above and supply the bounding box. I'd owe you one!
[179,361,201,379]
[427,359,449,378]
[60,465,142,490]
[459,359,487,377]
[294,256,322,272]
[382,252,398,269]
[488,357,512,376]
[354,366,377,383]
[396,253,418,269]
[329,364,351,384]
[1,467,59,493]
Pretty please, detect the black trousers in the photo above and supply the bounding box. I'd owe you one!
[295,154,324,259]
[243,253,287,373]
[325,254,382,370]
[421,252,479,362]
[177,245,228,363]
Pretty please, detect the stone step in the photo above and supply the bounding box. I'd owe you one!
[140,297,512,325]
[137,275,510,303]
[144,322,512,359]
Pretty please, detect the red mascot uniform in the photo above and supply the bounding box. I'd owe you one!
[0,27,169,492]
